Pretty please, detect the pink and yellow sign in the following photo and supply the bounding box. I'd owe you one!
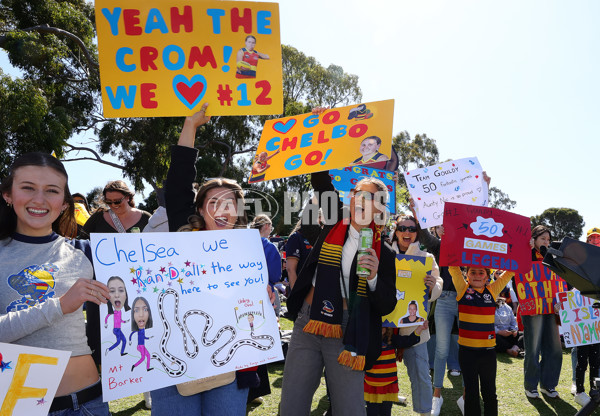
[249,100,395,183]
[95,0,282,117]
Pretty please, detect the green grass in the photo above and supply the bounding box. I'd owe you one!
[109,316,590,416]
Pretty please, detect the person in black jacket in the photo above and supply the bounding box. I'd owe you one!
[280,160,397,416]
[152,103,276,416]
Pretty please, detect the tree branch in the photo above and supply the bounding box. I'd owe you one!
[0,24,99,73]
[62,144,125,170]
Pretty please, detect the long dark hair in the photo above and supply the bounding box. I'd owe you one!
[131,297,153,331]
[0,152,76,239]
[106,276,131,314]
[391,215,421,245]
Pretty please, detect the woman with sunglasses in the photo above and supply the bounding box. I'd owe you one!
[390,215,442,416]
[281,108,397,415]
[82,180,151,236]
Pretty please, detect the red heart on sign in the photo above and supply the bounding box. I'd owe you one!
[417,197,421,200]
[475,175,479,178]
[406,172,410,175]
[176,82,205,105]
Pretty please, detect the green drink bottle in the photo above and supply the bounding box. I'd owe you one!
[356,228,373,277]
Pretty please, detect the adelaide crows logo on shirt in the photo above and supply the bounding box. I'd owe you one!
[6,263,59,312]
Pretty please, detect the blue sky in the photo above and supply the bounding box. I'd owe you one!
[2,0,598,238]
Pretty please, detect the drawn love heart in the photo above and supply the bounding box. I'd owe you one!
[272,119,296,134]
[417,197,421,200]
[173,74,207,109]
[423,168,428,173]
[475,175,479,179]
[466,170,470,173]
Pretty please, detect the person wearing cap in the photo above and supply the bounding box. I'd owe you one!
[587,227,600,246]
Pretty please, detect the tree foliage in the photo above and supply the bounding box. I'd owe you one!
[393,131,440,211]
[531,208,585,241]
[488,186,516,211]
[0,0,100,177]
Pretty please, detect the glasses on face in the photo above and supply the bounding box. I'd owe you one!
[104,196,127,206]
[397,225,418,233]
[349,189,376,201]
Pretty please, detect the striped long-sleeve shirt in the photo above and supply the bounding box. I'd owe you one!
[450,266,514,349]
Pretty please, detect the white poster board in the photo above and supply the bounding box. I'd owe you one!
[404,157,488,227]
[91,230,283,401]
[0,343,70,416]
[557,289,600,348]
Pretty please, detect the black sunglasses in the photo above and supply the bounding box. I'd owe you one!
[397,225,418,233]
[104,196,127,206]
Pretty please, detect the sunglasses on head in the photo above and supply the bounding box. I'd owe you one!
[104,196,127,206]
[396,225,418,233]
[349,189,376,201]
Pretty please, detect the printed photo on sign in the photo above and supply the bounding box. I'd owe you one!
[0,343,70,416]
[91,230,283,401]
[249,100,395,182]
[557,289,600,347]
[382,254,432,328]
[439,202,532,274]
[514,261,568,316]
[95,0,283,117]
[330,166,396,214]
[404,157,488,227]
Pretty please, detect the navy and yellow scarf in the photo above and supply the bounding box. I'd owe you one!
[303,220,382,370]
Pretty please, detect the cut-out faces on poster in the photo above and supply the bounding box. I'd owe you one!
[249,100,394,183]
[95,0,282,116]
[90,229,283,401]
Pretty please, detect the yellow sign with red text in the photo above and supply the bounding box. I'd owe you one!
[249,100,394,183]
[95,0,282,117]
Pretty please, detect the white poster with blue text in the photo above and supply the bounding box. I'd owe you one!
[91,230,283,401]
[404,157,488,227]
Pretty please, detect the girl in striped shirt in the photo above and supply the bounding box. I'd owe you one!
[450,266,513,416]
